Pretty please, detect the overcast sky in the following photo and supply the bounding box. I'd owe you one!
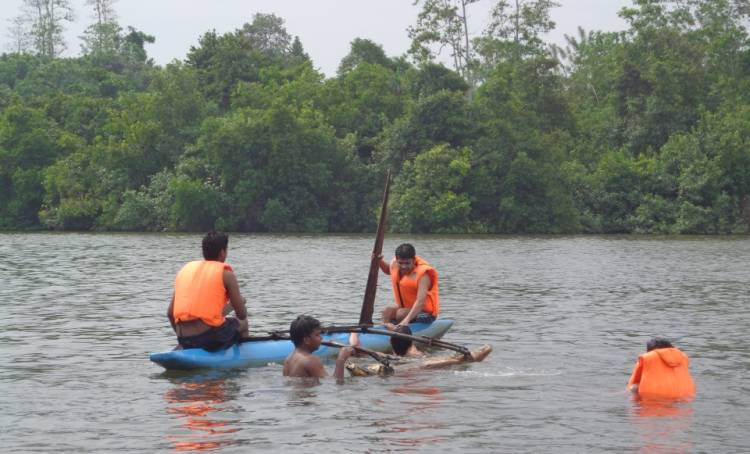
[1,0,631,77]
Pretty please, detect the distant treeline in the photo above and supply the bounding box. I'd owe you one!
[1,0,749,234]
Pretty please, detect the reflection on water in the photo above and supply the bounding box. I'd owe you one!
[378,374,448,449]
[284,380,320,407]
[629,397,695,453]
[631,396,695,418]
[164,375,241,452]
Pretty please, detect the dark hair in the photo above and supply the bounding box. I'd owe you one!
[395,243,416,259]
[202,231,228,260]
[290,315,322,347]
[646,337,673,352]
[390,325,413,356]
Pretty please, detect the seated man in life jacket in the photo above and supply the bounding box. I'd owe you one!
[627,337,696,399]
[376,243,439,331]
[167,231,250,351]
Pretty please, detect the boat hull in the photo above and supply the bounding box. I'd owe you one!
[149,319,454,370]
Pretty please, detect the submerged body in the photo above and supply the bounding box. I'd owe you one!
[283,316,353,380]
[628,346,696,399]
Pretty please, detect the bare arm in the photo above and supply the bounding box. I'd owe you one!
[373,253,391,275]
[223,270,247,321]
[167,293,176,332]
[333,347,355,381]
[380,257,392,275]
[627,359,643,394]
[397,274,431,327]
[305,356,327,378]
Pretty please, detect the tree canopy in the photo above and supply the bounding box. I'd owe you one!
[1,0,749,234]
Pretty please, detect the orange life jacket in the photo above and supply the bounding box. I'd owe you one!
[390,256,439,317]
[173,260,232,327]
[627,347,696,399]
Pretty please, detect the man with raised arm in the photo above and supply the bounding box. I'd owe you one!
[167,231,249,351]
[376,243,439,330]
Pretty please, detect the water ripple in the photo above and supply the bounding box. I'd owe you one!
[1,234,750,452]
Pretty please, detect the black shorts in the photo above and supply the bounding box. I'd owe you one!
[413,313,436,324]
[177,318,241,352]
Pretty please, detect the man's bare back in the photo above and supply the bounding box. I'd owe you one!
[283,349,326,378]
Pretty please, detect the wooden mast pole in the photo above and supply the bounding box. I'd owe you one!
[359,170,391,326]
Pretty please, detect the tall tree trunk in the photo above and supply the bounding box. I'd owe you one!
[8,16,30,53]
[36,1,47,57]
[46,0,55,57]
[96,0,104,25]
[461,0,473,86]
[514,0,520,45]
[24,0,73,57]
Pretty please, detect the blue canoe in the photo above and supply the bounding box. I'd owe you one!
[149,319,454,370]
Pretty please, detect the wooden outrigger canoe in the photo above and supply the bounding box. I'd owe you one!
[149,319,454,370]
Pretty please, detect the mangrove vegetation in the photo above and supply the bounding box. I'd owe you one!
[1,0,750,233]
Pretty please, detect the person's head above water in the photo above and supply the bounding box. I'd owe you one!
[646,337,674,352]
[390,325,413,356]
[289,315,322,348]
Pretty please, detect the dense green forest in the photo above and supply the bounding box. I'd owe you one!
[1,0,749,234]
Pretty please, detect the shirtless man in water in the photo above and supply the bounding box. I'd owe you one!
[283,315,354,380]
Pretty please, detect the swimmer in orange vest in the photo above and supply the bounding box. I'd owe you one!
[627,338,696,399]
[167,231,249,351]
[376,243,439,331]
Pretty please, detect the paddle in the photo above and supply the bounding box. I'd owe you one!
[359,170,392,326]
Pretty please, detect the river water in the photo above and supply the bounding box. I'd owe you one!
[1,233,748,453]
